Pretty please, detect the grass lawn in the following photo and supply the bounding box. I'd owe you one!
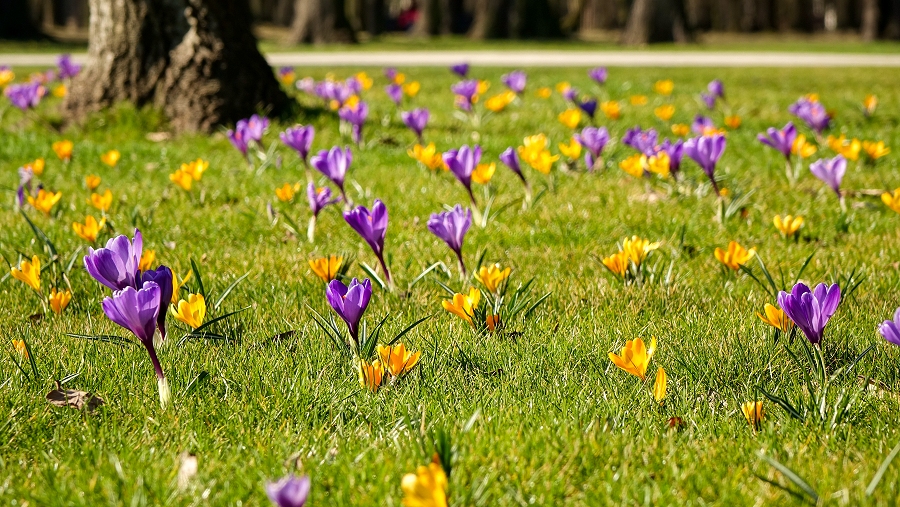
[1,63,900,506]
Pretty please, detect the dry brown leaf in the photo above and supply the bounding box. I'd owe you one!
[46,388,105,411]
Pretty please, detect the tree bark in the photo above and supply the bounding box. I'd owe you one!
[621,0,688,44]
[289,0,357,43]
[64,0,289,133]
[0,0,43,38]
[861,0,879,39]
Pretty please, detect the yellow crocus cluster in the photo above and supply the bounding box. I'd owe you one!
[557,108,581,129]
[100,149,121,167]
[357,358,384,392]
[91,189,113,212]
[85,174,101,191]
[863,140,890,160]
[654,79,674,95]
[72,215,106,243]
[630,95,648,106]
[654,104,675,121]
[442,288,480,325]
[354,72,372,90]
[536,87,552,99]
[882,188,900,214]
[558,137,581,159]
[408,143,446,171]
[602,236,660,280]
[517,134,559,175]
[485,90,515,112]
[52,140,73,161]
[601,100,620,120]
[471,163,495,185]
[275,182,300,202]
[714,241,755,271]
[724,115,742,129]
[24,158,44,176]
[742,401,765,430]
[826,135,861,161]
[309,256,343,282]
[401,457,449,507]
[173,293,206,329]
[28,189,62,216]
[376,343,421,378]
[619,154,645,178]
[474,264,511,294]
[49,287,72,314]
[671,124,690,137]
[756,303,793,332]
[170,158,209,191]
[791,134,817,158]
[773,215,803,238]
[646,152,670,178]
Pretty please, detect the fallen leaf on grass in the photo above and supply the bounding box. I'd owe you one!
[46,387,105,411]
[177,452,198,489]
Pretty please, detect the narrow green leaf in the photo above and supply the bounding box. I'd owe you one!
[757,452,818,503]
[190,258,206,299]
[866,440,900,496]
[214,271,251,311]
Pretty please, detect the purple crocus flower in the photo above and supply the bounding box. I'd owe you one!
[577,126,610,171]
[501,70,527,94]
[84,230,143,291]
[809,155,846,198]
[57,54,81,80]
[226,127,249,156]
[684,134,726,195]
[588,67,608,85]
[700,92,716,110]
[266,475,311,507]
[450,63,469,77]
[428,205,472,275]
[777,282,841,345]
[401,108,429,142]
[562,86,578,102]
[384,67,398,81]
[326,278,373,342]
[307,183,340,218]
[578,98,598,119]
[16,186,26,208]
[345,75,362,94]
[442,145,481,204]
[310,146,352,201]
[691,115,715,135]
[878,307,900,347]
[708,79,724,99]
[101,281,166,382]
[344,200,391,283]
[500,147,524,182]
[5,82,43,111]
[385,83,403,105]
[338,102,368,145]
[622,127,658,157]
[758,122,797,161]
[451,80,479,111]
[280,125,315,163]
[244,115,269,143]
[789,98,831,133]
[296,77,315,94]
[656,139,684,177]
[140,265,173,341]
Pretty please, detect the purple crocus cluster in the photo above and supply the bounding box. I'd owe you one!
[338,101,368,144]
[691,115,715,135]
[401,108,430,142]
[451,80,479,112]
[344,199,391,284]
[655,138,685,177]
[700,79,725,109]
[501,70,527,94]
[789,97,831,133]
[5,82,44,111]
[442,144,481,204]
[778,282,841,345]
[57,54,81,80]
[428,205,472,275]
[227,114,269,156]
[313,79,355,107]
[622,127,658,157]
[577,126,610,171]
[758,122,797,161]
[83,230,173,404]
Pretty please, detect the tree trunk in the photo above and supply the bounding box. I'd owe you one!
[64,0,289,133]
[621,0,688,44]
[0,0,43,38]
[289,0,357,43]
[861,0,879,39]
[469,0,506,38]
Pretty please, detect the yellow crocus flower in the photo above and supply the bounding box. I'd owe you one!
[403,81,421,97]
[394,72,407,85]
[622,236,660,268]
[474,263,511,294]
[344,94,360,109]
[653,367,667,403]
[27,189,62,216]
[881,188,900,214]
[171,270,192,304]
[442,287,480,325]
[486,314,501,332]
[654,79,674,95]
[11,255,41,292]
[536,87,552,99]
[471,162,495,184]
[654,104,674,121]
[557,108,582,129]
[377,343,421,377]
[476,80,489,95]
[408,143,446,171]
[309,256,343,282]
[529,150,559,175]
[401,457,449,507]
[169,169,193,191]
[863,140,890,160]
[90,189,113,212]
[646,152,670,178]
[100,149,121,167]
[827,135,861,161]
[85,174,101,190]
[791,134,817,158]
[72,215,106,243]
[174,293,206,329]
[275,183,299,202]
[609,336,656,380]
[354,72,373,90]
[183,158,209,180]
[714,241,755,271]
[630,94,648,106]
[724,115,742,129]
[558,138,582,159]
[484,91,515,112]
[863,94,877,116]
[742,401,764,430]
[756,303,793,332]
[357,358,384,392]
[671,123,690,137]
[279,70,296,86]
[773,215,803,238]
[0,68,14,87]
[555,81,571,94]
[25,158,44,176]
[602,251,629,278]
[52,140,73,161]
[49,287,72,314]
[619,154,646,178]
[12,339,28,358]
[139,250,156,271]
[600,100,620,120]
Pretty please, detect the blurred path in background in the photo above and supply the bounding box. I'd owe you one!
[4,51,900,67]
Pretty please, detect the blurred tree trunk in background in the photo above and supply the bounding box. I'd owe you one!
[861,0,879,38]
[0,0,43,38]
[289,0,357,43]
[413,0,469,35]
[469,0,563,39]
[64,0,288,132]
[622,0,689,44]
